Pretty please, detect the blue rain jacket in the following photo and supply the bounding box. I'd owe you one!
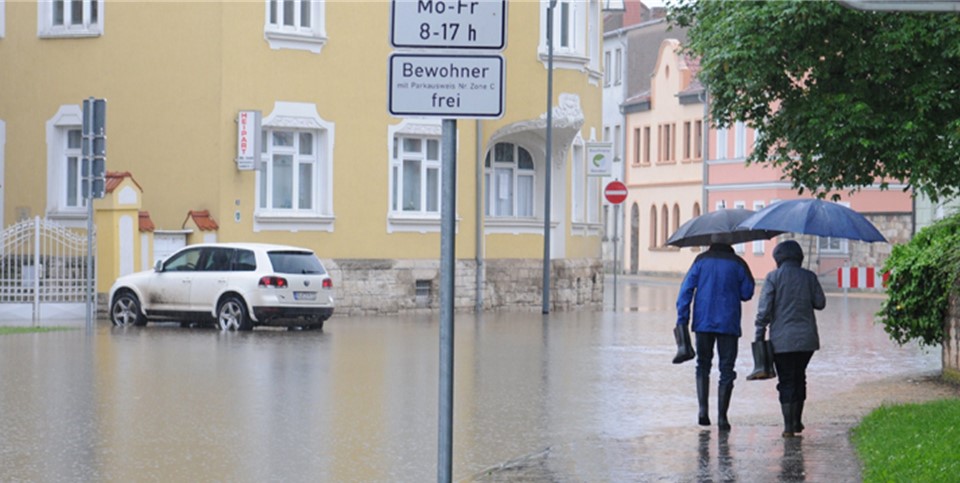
[676,244,755,336]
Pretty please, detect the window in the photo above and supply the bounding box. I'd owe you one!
[255,102,334,232]
[46,105,87,226]
[539,0,599,72]
[391,135,441,216]
[649,205,657,248]
[694,120,703,159]
[614,47,622,85]
[660,204,669,247]
[572,141,600,225]
[633,128,641,166]
[485,142,535,218]
[735,121,746,158]
[38,0,103,38]
[819,201,850,254]
[672,204,680,234]
[1,0,5,39]
[604,50,612,86]
[264,0,327,54]
[716,127,728,160]
[643,127,651,164]
[660,123,674,162]
[683,122,691,160]
[614,125,621,162]
[752,201,765,254]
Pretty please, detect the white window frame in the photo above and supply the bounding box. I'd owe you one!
[734,121,746,158]
[254,102,334,232]
[485,142,537,219]
[716,127,728,160]
[45,105,87,227]
[614,47,622,85]
[387,119,446,233]
[264,0,327,54]
[752,201,765,254]
[539,0,599,74]
[603,50,612,86]
[819,201,850,255]
[38,0,103,38]
[1,0,6,39]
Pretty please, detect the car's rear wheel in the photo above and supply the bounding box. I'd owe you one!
[217,296,253,331]
[111,292,147,327]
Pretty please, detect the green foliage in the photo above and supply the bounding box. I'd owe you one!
[879,213,960,347]
[667,0,960,202]
[0,327,76,335]
[852,399,960,482]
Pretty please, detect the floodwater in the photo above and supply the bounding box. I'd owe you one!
[0,277,940,481]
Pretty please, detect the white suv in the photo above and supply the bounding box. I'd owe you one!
[109,243,334,331]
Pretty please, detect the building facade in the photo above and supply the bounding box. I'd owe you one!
[0,1,608,315]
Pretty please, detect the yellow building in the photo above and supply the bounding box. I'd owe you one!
[0,1,606,314]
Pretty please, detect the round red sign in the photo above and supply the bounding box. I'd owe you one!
[604,181,628,204]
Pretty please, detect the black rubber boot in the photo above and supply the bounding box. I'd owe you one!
[697,376,710,426]
[795,401,805,433]
[717,384,733,431]
[781,403,798,437]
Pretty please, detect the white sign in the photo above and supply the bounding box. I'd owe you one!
[389,54,504,118]
[236,110,261,171]
[391,0,507,50]
[586,142,614,177]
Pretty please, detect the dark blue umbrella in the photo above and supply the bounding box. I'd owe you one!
[737,199,887,243]
[667,208,783,247]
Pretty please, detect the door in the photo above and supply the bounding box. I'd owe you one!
[151,246,201,312]
[190,247,234,314]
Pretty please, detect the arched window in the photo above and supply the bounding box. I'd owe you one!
[692,202,701,218]
[485,142,535,217]
[649,205,658,248]
[630,202,640,273]
[672,203,680,234]
[661,204,669,247]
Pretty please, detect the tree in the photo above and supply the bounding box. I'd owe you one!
[669,0,960,202]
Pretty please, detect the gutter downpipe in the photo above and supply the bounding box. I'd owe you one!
[701,90,709,212]
[475,120,484,312]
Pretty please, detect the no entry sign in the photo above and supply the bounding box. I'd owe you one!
[604,180,628,204]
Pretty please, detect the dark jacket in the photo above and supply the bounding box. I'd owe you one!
[676,243,755,336]
[754,240,827,353]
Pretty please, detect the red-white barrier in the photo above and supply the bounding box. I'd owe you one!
[837,267,889,289]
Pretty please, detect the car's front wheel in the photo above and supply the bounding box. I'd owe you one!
[111,292,147,327]
[217,296,253,331]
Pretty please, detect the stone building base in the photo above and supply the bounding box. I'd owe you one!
[325,258,604,316]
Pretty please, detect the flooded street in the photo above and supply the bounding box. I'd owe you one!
[0,277,942,481]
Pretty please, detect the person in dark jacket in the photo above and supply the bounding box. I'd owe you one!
[754,240,826,437]
[676,238,755,430]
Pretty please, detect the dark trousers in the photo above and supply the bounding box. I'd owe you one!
[695,332,739,386]
[774,351,814,404]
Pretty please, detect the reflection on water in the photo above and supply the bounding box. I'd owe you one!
[0,279,939,481]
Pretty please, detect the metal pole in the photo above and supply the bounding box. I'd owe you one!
[542,0,556,315]
[475,120,484,313]
[84,97,95,331]
[438,118,457,483]
[613,203,619,311]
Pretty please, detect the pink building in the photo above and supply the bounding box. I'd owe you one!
[620,38,914,280]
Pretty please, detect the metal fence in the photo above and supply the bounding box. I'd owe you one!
[0,217,92,321]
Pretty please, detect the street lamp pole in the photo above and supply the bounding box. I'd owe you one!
[542,0,557,315]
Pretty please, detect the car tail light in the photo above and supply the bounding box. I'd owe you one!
[259,276,288,288]
[322,278,333,289]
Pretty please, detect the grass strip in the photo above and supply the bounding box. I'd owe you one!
[852,399,960,482]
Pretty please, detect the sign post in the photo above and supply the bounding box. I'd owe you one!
[82,98,106,331]
[605,181,627,311]
[389,2,507,481]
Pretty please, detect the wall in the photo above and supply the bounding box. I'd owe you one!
[327,258,603,316]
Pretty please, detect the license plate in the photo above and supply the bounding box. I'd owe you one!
[293,291,316,301]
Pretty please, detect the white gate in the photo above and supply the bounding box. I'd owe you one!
[0,217,93,322]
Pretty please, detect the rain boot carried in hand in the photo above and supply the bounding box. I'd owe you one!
[672,325,695,364]
[717,384,733,431]
[746,340,776,380]
[697,375,710,426]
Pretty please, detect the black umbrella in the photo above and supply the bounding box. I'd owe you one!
[667,208,783,248]
[737,199,887,243]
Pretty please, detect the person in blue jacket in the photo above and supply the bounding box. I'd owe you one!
[676,237,755,430]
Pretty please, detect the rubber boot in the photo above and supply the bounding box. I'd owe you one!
[781,403,798,437]
[717,384,733,431]
[697,376,710,426]
[795,401,805,434]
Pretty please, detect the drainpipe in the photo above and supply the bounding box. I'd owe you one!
[475,120,484,312]
[701,90,709,211]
